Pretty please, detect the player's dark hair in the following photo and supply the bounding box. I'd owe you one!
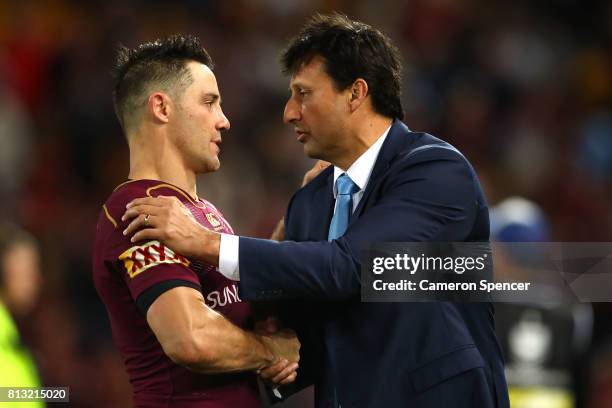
[112,34,213,133]
[0,222,37,290]
[281,12,404,120]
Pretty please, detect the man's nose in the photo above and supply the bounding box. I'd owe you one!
[283,98,300,124]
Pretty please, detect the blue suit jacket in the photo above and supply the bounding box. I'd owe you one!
[239,121,509,407]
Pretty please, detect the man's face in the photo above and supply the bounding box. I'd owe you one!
[170,61,230,173]
[284,56,350,162]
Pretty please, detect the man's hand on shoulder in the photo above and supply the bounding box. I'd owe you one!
[269,218,285,241]
[302,160,330,187]
[122,195,220,264]
[270,161,330,242]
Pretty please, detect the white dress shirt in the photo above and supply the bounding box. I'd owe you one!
[218,125,391,281]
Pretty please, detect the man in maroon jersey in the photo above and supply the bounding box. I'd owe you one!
[92,35,299,407]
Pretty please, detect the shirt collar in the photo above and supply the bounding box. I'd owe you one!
[333,125,391,197]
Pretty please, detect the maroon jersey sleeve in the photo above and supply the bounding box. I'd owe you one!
[101,181,202,312]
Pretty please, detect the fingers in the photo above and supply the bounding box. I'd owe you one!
[123,213,155,237]
[279,370,297,385]
[124,195,181,218]
[258,360,299,385]
[130,227,162,243]
[258,359,287,379]
[272,362,299,384]
[315,160,330,170]
[302,160,331,187]
[269,218,285,241]
[122,204,161,222]
[126,197,168,209]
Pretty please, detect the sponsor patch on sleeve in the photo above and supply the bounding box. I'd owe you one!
[118,240,190,278]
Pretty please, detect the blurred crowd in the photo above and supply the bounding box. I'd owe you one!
[0,0,611,406]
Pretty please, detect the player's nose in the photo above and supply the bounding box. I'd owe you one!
[217,108,230,130]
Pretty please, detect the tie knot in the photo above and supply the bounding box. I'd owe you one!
[336,174,359,196]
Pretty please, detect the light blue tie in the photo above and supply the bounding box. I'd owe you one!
[328,173,359,241]
[327,174,358,407]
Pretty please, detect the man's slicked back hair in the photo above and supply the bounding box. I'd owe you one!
[281,13,404,120]
[112,34,213,133]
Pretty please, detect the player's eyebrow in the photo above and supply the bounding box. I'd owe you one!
[203,93,221,104]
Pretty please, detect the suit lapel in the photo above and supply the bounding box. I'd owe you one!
[309,167,335,240]
[351,120,414,221]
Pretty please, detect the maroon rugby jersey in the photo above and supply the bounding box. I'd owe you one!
[93,179,260,408]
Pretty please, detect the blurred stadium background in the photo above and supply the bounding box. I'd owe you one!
[0,0,611,406]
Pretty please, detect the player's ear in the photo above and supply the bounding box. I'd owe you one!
[148,92,172,124]
[347,78,368,113]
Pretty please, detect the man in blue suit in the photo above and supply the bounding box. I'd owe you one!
[123,13,509,408]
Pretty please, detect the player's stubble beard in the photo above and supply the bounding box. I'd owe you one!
[171,113,220,176]
[179,137,220,175]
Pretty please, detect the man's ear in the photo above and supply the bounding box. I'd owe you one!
[348,78,369,113]
[148,92,172,124]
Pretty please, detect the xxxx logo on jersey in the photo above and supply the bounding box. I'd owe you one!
[205,213,222,228]
[118,240,190,278]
